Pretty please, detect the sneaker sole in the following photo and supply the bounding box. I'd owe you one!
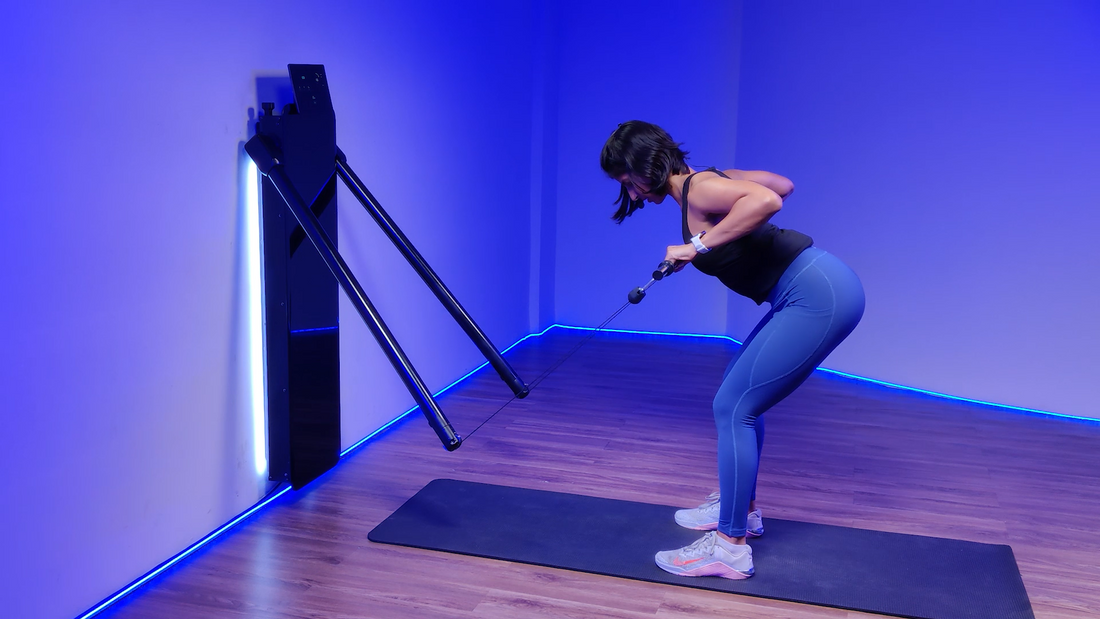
[655,560,754,580]
[674,516,718,531]
[674,518,764,538]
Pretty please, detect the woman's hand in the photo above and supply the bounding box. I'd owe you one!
[664,243,698,271]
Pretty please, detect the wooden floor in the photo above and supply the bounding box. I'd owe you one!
[101,330,1100,619]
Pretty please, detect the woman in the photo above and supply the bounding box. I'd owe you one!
[601,121,865,580]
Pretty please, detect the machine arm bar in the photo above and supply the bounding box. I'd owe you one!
[335,149,529,399]
[247,135,462,451]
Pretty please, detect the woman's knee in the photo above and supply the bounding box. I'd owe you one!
[714,392,763,431]
[712,393,733,429]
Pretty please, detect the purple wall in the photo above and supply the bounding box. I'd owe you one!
[0,2,536,617]
[733,1,1100,418]
[552,0,746,336]
[332,4,536,452]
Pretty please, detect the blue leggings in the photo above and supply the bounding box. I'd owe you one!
[714,247,865,537]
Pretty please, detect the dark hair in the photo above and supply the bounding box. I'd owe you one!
[600,121,690,223]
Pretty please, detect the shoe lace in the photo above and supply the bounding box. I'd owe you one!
[682,532,717,558]
[695,492,721,510]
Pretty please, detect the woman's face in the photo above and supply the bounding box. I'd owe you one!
[616,173,665,204]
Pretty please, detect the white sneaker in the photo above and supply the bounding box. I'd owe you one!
[674,491,764,538]
[654,531,754,579]
[746,508,764,537]
[674,491,720,530]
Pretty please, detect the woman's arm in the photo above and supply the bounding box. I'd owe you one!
[721,168,794,200]
[664,178,782,266]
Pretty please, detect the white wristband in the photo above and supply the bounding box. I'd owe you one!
[690,232,710,254]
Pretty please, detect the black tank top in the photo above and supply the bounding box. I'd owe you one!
[682,168,813,304]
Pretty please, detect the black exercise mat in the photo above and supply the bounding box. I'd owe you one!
[368,479,1033,619]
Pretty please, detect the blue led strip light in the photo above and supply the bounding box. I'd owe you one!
[813,366,1100,423]
[80,320,1096,617]
[551,323,739,342]
[76,484,292,619]
[290,325,339,334]
[546,324,1099,424]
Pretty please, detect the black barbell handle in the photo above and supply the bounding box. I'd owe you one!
[652,260,678,280]
[630,259,683,304]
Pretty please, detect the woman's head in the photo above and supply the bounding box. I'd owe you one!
[600,120,689,223]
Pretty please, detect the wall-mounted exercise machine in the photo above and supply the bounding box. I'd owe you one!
[246,64,528,489]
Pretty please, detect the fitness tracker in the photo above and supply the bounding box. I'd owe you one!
[690,232,710,254]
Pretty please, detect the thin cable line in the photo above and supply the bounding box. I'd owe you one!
[462,300,634,441]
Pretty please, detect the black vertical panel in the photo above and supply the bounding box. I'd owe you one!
[257,65,341,489]
[287,328,340,485]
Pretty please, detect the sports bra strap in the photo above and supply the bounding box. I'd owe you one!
[680,167,730,208]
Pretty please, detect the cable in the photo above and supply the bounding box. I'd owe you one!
[462,260,679,442]
[462,300,632,440]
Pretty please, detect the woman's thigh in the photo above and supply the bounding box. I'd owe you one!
[715,252,864,419]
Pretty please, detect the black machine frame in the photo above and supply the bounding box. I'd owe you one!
[246,64,527,489]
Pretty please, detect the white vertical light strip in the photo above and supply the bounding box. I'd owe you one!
[245,160,267,475]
